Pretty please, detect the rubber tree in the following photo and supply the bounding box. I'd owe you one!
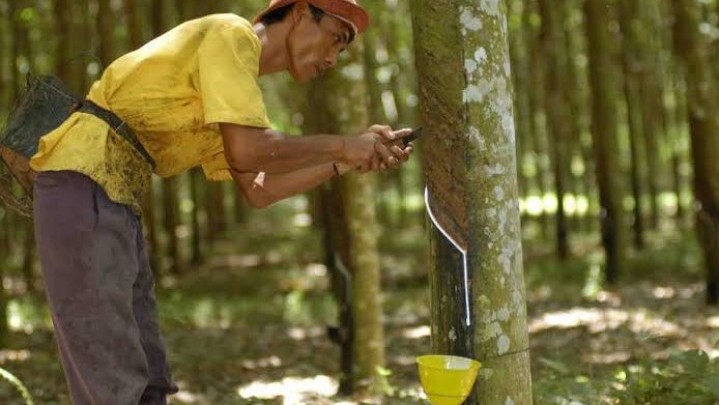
[314,42,387,395]
[538,0,571,259]
[411,1,533,403]
[670,0,719,304]
[584,0,627,285]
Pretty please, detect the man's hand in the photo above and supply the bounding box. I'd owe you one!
[368,125,414,172]
[338,125,415,173]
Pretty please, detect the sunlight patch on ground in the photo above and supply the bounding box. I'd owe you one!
[584,351,631,364]
[708,316,719,328]
[171,388,202,404]
[237,375,338,404]
[529,307,683,337]
[8,302,36,333]
[0,350,30,363]
[402,325,431,339]
[241,355,282,370]
[287,326,325,340]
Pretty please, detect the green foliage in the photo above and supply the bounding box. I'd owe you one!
[533,351,719,405]
[533,357,603,405]
[0,367,34,405]
[612,350,719,405]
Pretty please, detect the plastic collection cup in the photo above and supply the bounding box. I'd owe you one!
[416,354,481,405]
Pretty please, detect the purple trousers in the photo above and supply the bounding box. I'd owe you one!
[33,171,177,404]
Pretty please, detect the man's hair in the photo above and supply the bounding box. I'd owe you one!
[260,3,326,26]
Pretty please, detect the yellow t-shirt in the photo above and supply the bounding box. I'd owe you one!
[30,14,270,214]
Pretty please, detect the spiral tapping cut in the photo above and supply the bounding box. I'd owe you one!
[424,187,471,327]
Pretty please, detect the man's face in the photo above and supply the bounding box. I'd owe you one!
[286,8,352,82]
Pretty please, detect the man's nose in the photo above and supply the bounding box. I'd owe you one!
[324,51,339,68]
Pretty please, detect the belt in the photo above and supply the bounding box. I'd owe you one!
[77,100,156,169]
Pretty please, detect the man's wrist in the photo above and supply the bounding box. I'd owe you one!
[334,162,351,176]
[335,136,348,162]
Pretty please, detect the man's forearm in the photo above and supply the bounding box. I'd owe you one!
[230,161,347,208]
[222,124,345,174]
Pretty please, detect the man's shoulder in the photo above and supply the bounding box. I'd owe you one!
[198,13,254,32]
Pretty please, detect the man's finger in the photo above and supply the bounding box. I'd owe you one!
[390,145,409,162]
[375,143,400,168]
[368,124,395,141]
[393,128,413,140]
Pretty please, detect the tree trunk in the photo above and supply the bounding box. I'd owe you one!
[97,0,114,67]
[54,0,72,86]
[189,168,204,266]
[411,1,533,403]
[670,0,719,304]
[584,0,627,285]
[300,77,358,393]
[524,0,552,236]
[0,213,9,346]
[618,0,646,250]
[538,0,571,258]
[327,43,387,397]
[161,178,181,273]
[637,4,664,230]
[507,0,531,222]
[22,224,35,292]
[124,0,142,50]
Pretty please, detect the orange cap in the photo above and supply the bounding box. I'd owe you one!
[254,0,370,35]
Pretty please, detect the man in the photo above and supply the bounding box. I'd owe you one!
[29,0,413,403]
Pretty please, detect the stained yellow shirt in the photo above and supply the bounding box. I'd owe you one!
[30,14,270,214]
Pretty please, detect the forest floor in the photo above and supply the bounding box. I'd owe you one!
[1,202,718,404]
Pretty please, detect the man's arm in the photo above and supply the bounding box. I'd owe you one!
[220,123,410,175]
[229,162,348,209]
[229,141,413,209]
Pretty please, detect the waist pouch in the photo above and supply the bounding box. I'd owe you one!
[0,75,154,217]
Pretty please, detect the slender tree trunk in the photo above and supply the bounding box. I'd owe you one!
[329,42,386,397]
[125,0,160,275]
[21,224,35,292]
[362,24,392,225]
[507,0,531,221]
[0,214,9,346]
[162,178,181,273]
[124,0,142,50]
[637,5,664,230]
[302,77,356,394]
[0,0,6,112]
[412,1,533,403]
[97,0,114,68]
[54,0,72,86]
[618,0,646,250]
[539,0,570,259]
[584,0,627,285]
[524,0,551,235]
[671,0,719,304]
[189,168,204,266]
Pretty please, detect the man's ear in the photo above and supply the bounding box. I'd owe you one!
[290,1,310,24]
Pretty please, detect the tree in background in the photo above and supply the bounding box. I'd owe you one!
[670,0,719,304]
[412,0,533,402]
[584,0,627,285]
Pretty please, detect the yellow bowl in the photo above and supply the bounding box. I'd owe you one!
[417,355,481,405]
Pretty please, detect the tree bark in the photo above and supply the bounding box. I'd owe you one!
[331,43,387,397]
[584,0,627,285]
[618,0,646,250]
[538,0,571,258]
[412,1,533,403]
[670,0,719,304]
[97,0,114,67]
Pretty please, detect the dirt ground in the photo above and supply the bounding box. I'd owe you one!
[1,217,717,404]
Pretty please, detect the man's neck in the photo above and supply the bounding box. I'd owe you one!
[256,22,290,76]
